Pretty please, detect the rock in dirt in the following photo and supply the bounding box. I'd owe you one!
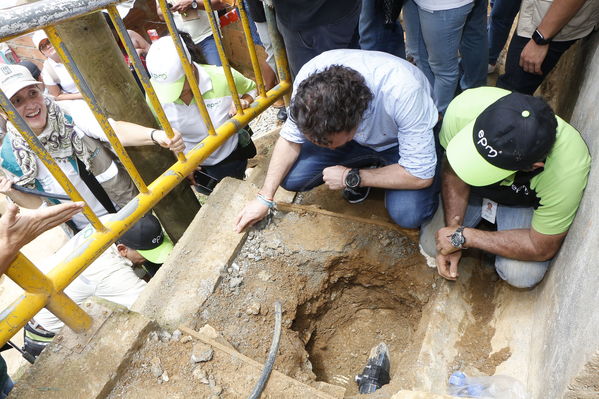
[192,366,210,384]
[150,357,163,378]
[161,370,169,382]
[229,276,243,289]
[211,384,223,395]
[257,270,271,282]
[191,342,214,363]
[180,335,193,344]
[246,302,261,315]
[158,330,171,342]
[171,329,182,341]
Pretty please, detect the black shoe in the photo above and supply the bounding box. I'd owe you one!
[276,107,288,122]
[342,186,371,204]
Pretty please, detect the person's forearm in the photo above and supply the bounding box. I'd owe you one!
[260,136,300,198]
[464,228,558,261]
[441,161,470,226]
[537,0,588,38]
[55,93,84,101]
[359,164,432,190]
[112,120,156,147]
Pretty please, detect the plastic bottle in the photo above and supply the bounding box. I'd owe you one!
[448,371,529,399]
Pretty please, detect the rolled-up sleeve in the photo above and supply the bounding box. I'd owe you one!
[387,86,438,179]
[278,116,306,144]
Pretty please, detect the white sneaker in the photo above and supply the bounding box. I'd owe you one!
[487,63,497,74]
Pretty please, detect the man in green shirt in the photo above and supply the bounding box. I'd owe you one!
[421,87,590,288]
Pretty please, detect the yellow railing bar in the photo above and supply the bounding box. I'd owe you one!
[3,253,92,339]
[0,90,105,231]
[202,0,244,115]
[0,80,291,347]
[263,4,291,106]
[158,0,218,136]
[106,5,187,163]
[44,25,150,195]
[236,2,266,98]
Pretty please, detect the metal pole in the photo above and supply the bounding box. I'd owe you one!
[106,5,186,163]
[236,2,266,98]
[44,25,150,195]
[202,0,244,114]
[263,5,291,106]
[158,0,218,135]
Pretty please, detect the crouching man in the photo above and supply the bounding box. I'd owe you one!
[235,49,440,232]
[23,213,173,358]
[421,87,591,288]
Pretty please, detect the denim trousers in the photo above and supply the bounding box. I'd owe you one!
[488,0,521,65]
[281,140,440,229]
[460,0,488,89]
[198,35,221,66]
[496,34,576,95]
[403,0,474,114]
[359,0,406,59]
[0,377,13,399]
[420,194,551,288]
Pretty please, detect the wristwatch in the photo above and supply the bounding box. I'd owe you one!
[449,226,466,249]
[532,28,551,45]
[191,0,198,8]
[344,168,361,189]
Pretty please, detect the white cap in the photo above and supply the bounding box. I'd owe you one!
[146,36,191,104]
[31,30,49,51]
[0,64,41,99]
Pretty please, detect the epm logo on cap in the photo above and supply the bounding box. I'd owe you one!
[476,129,502,158]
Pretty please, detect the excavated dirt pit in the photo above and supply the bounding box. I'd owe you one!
[107,209,444,398]
[194,211,441,396]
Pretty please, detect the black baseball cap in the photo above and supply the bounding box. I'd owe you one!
[119,214,173,264]
[446,92,557,186]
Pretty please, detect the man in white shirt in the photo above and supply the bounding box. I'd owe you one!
[235,49,440,232]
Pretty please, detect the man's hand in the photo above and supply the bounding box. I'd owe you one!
[436,250,462,280]
[154,129,186,153]
[435,216,462,255]
[0,202,84,268]
[323,166,350,190]
[228,98,251,117]
[520,40,549,75]
[0,176,15,196]
[234,198,270,233]
[170,0,193,12]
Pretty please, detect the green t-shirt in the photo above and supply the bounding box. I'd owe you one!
[440,87,591,235]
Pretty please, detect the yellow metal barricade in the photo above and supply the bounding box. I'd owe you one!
[0,0,291,347]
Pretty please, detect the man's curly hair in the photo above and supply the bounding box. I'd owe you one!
[290,65,373,146]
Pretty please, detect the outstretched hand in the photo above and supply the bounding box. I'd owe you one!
[234,198,270,233]
[0,201,84,270]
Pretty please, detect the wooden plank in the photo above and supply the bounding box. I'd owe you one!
[179,326,342,399]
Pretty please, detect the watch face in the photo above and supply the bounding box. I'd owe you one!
[450,232,464,248]
[345,170,360,188]
[191,0,198,8]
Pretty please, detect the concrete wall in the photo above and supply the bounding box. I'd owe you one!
[529,31,599,399]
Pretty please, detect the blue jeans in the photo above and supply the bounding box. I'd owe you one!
[0,377,13,399]
[359,0,406,59]
[403,0,474,114]
[281,140,439,228]
[420,194,551,288]
[198,35,221,66]
[460,0,488,89]
[488,0,521,65]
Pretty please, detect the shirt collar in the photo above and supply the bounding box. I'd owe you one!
[195,62,212,95]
